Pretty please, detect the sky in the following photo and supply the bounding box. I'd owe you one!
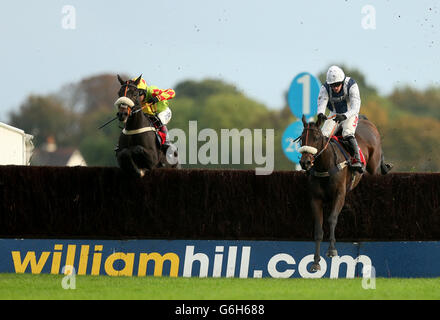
[0,0,439,122]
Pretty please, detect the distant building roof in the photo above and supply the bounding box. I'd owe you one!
[31,147,87,166]
[30,136,87,167]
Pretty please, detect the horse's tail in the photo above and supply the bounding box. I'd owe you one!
[380,152,393,174]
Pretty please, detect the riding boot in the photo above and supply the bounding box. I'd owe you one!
[159,125,172,151]
[345,136,364,173]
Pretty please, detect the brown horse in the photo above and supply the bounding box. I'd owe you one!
[298,114,391,272]
[115,75,179,177]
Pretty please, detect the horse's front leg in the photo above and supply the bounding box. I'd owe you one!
[310,197,323,272]
[117,148,141,177]
[131,145,156,174]
[327,190,346,257]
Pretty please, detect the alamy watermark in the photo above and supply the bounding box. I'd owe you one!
[361,5,376,30]
[362,265,376,290]
[61,5,76,30]
[168,121,274,175]
[61,265,76,289]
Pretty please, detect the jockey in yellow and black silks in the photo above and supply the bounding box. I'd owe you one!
[134,77,175,148]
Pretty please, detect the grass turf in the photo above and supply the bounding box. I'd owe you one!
[0,273,439,300]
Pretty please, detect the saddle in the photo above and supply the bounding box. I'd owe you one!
[145,114,166,146]
[309,135,366,182]
[331,135,366,167]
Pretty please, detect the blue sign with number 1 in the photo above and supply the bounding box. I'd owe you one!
[287,72,321,119]
[283,72,321,165]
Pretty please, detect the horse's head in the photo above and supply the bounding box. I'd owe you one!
[299,115,325,171]
[115,74,144,122]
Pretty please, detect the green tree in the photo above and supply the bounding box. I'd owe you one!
[9,71,440,172]
[78,108,121,166]
[65,73,130,166]
[382,115,440,172]
[175,79,240,103]
[80,133,118,167]
[9,95,78,147]
[62,73,129,113]
[389,86,440,120]
[198,93,268,130]
[169,79,279,170]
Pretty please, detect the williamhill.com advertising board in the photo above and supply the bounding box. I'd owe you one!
[1,239,439,278]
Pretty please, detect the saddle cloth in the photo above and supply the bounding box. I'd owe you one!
[331,136,366,166]
[157,130,166,145]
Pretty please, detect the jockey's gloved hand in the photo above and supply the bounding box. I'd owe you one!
[317,113,327,122]
[147,96,159,105]
[333,114,347,123]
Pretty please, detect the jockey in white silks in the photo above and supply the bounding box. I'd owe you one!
[316,65,364,173]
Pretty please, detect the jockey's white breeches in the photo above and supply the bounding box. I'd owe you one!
[321,114,359,138]
[157,107,172,125]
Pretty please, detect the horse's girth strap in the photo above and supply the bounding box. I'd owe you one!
[311,160,349,177]
[122,127,156,135]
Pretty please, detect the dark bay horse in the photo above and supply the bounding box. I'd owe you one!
[298,114,391,272]
[115,75,179,177]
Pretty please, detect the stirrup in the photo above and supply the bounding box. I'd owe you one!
[161,142,173,151]
[350,161,364,173]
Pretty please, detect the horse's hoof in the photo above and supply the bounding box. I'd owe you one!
[309,263,321,272]
[326,249,338,257]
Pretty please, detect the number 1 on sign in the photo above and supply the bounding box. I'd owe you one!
[297,74,310,115]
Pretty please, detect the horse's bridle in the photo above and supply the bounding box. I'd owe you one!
[298,124,336,166]
[297,126,323,163]
[115,84,159,137]
[121,81,141,98]
[117,82,146,118]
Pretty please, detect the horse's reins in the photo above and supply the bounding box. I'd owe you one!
[98,82,154,130]
[120,104,157,135]
[117,83,160,136]
[299,117,355,179]
[299,116,337,164]
[120,82,139,117]
[119,82,155,116]
[314,123,337,160]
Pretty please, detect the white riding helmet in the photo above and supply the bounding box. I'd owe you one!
[326,65,345,84]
